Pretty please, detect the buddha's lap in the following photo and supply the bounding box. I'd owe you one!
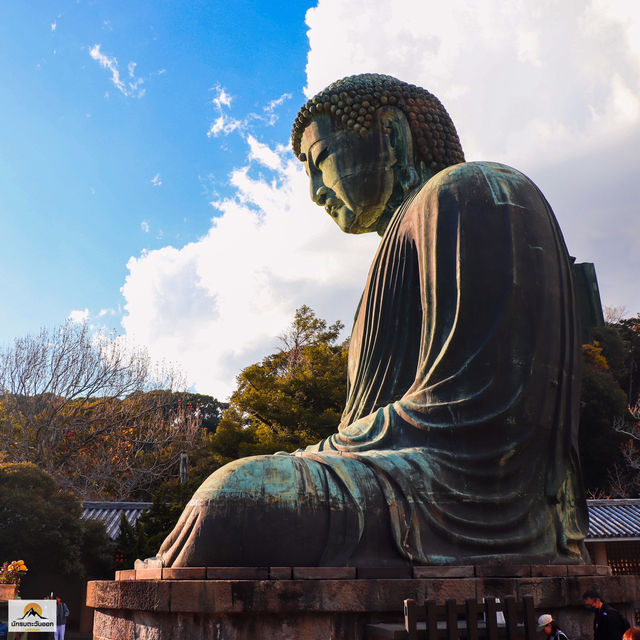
[158,451,398,566]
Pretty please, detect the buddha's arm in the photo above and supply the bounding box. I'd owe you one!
[304,162,577,459]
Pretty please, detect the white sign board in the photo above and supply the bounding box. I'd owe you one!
[8,600,57,633]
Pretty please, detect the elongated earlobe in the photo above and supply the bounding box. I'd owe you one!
[398,165,420,191]
[379,107,421,194]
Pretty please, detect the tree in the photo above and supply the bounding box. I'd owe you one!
[613,314,640,403]
[54,391,205,498]
[167,392,227,434]
[121,306,350,556]
[0,322,205,499]
[114,479,200,568]
[0,462,114,594]
[212,305,348,458]
[121,306,640,552]
[579,314,640,496]
[579,341,628,492]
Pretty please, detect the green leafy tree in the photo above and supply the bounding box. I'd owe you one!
[120,306,350,558]
[579,314,640,495]
[114,480,200,568]
[0,462,114,593]
[81,518,116,578]
[115,514,140,570]
[614,315,640,404]
[178,393,227,433]
[579,342,628,492]
[213,305,348,458]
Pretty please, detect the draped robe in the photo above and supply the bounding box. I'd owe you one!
[157,161,589,567]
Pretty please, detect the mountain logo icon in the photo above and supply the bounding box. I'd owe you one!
[19,603,46,619]
[8,599,55,631]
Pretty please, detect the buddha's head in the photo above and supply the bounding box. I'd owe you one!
[292,74,465,235]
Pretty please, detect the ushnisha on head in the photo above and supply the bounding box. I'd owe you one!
[292,73,464,174]
[293,74,465,236]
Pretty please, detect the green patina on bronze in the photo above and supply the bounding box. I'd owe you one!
[292,73,464,173]
[156,74,589,568]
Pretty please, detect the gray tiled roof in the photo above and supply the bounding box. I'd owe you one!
[586,499,640,541]
[81,498,640,543]
[82,501,153,540]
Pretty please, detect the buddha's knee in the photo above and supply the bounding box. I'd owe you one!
[188,454,332,565]
[196,454,298,501]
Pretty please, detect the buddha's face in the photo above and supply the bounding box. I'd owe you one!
[300,114,395,234]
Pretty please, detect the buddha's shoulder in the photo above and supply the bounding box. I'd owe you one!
[395,162,545,231]
[425,161,535,192]
[407,161,541,211]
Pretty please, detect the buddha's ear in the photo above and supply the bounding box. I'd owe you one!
[379,107,420,192]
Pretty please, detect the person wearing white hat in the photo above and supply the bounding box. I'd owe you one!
[537,614,569,640]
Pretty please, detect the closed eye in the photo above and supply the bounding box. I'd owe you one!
[314,146,330,168]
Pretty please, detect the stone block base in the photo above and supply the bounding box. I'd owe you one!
[87,566,640,640]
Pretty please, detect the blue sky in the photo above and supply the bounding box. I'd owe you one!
[0,0,309,338]
[2,1,639,399]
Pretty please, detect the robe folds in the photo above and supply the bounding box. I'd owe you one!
[157,162,589,568]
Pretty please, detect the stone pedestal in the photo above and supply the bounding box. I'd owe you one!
[87,565,640,640]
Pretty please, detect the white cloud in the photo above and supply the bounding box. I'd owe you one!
[207,86,292,138]
[207,85,243,138]
[50,21,57,32]
[213,86,232,109]
[68,308,90,324]
[89,45,124,93]
[121,139,378,397]
[207,115,242,138]
[266,93,292,112]
[301,0,640,310]
[304,0,640,166]
[141,221,150,233]
[263,93,292,125]
[516,29,542,67]
[246,135,284,172]
[89,44,145,98]
[151,174,162,187]
[120,0,640,399]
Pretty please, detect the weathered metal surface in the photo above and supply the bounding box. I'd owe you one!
[157,74,588,569]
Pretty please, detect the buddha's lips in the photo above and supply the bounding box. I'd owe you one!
[325,197,343,217]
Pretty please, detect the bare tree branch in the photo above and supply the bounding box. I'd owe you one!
[604,305,629,325]
[0,322,203,499]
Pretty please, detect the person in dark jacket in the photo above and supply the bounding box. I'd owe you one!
[583,590,630,640]
[54,596,69,640]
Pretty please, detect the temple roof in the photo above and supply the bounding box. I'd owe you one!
[82,501,153,540]
[586,499,640,541]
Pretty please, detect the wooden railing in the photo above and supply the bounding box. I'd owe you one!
[366,594,537,640]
